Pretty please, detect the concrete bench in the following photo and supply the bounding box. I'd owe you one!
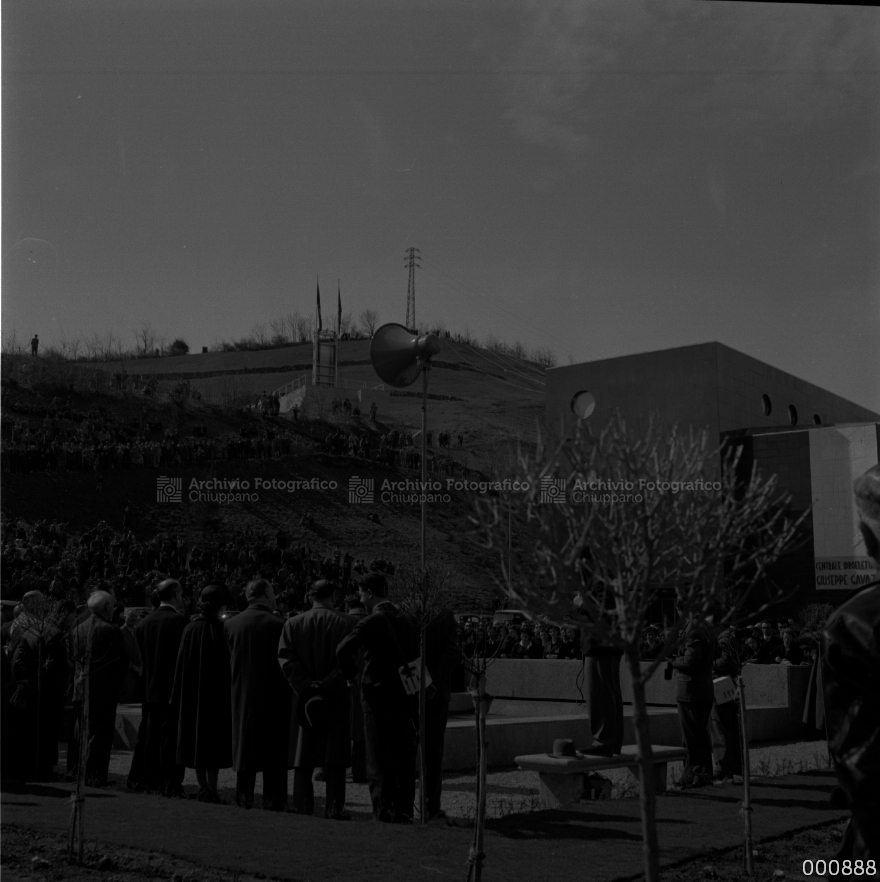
[515,745,689,808]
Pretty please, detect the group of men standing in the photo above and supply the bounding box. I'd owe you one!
[77,570,461,823]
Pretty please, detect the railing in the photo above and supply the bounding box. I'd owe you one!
[336,378,385,392]
[272,375,308,398]
[266,374,385,399]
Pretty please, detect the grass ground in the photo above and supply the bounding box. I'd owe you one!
[2,738,846,882]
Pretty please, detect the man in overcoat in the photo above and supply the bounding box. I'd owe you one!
[669,611,716,788]
[69,590,127,786]
[336,573,419,823]
[344,595,369,782]
[170,584,232,802]
[423,608,460,820]
[226,578,291,810]
[822,465,880,861]
[132,579,187,795]
[278,580,354,818]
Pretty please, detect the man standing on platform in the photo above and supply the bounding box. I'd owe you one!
[576,573,624,758]
[579,629,624,757]
[278,580,354,818]
[131,579,187,796]
[336,573,419,823]
[226,578,291,811]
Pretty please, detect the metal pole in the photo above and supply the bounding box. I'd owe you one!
[507,499,512,601]
[421,363,428,572]
[737,676,754,875]
[419,360,429,824]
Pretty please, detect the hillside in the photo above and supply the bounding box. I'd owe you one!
[1,340,548,606]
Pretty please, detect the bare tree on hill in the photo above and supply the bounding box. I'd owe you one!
[359,309,379,337]
[134,323,157,358]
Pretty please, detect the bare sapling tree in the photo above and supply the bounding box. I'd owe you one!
[359,309,380,337]
[390,563,458,826]
[134,322,157,357]
[269,316,289,346]
[471,413,805,882]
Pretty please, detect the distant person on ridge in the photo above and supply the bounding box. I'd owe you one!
[31,334,39,356]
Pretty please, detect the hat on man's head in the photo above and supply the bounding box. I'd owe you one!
[358,572,388,597]
[296,684,333,735]
[547,738,577,759]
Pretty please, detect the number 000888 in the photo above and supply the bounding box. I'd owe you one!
[802,860,876,876]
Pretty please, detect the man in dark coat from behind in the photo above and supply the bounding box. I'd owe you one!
[822,465,880,861]
[669,611,716,788]
[170,584,232,803]
[69,590,127,786]
[710,615,744,780]
[225,578,291,810]
[343,595,369,783]
[278,579,354,818]
[131,579,188,795]
[8,592,70,780]
[336,573,419,823]
[423,608,460,820]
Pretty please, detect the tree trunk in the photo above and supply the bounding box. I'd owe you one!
[418,628,428,825]
[35,636,45,777]
[468,661,490,882]
[626,652,662,882]
[737,675,754,875]
[68,688,89,864]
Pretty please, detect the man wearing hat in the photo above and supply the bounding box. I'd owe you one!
[822,464,880,861]
[336,572,419,823]
[278,580,354,819]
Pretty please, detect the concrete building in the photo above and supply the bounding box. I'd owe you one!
[546,342,880,605]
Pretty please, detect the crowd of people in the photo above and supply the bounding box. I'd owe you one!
[2,571,458,826]
[0,406,313,474]
[1,516,396,617]
[458,620,583,660]
[321,427,468,477]
[638,619,818,666]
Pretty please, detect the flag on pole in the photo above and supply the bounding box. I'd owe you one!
[337,281,342,335]
[316,278,322,331]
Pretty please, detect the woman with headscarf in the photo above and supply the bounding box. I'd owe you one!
[170,584,232,802]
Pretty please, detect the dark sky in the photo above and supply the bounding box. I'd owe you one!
[3,0,879,410]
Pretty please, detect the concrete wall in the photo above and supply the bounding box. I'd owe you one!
[545,342,879,443]
[545,342,721,443]
[484,659,812,716]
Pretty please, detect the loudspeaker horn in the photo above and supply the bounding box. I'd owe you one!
[370,323,441,388]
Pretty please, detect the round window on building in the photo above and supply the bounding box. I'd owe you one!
[788,404,798,426]
[570,390,596,420]
[761,394,772,417]
[813,414,822,425]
